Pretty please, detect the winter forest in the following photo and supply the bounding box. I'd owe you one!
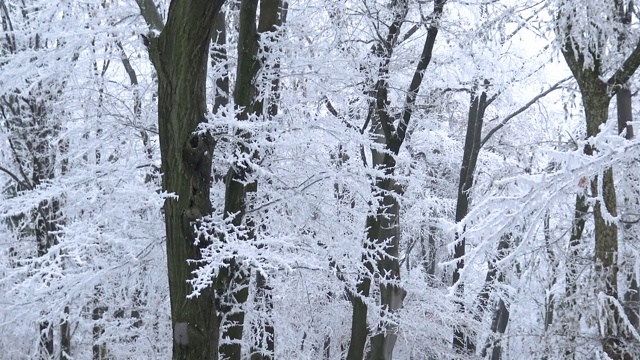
[3,0,640,359]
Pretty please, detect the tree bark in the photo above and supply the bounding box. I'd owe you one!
[368,173,403,360]
[211,11,229,114]
[215,1,259,356]
[617,81,639,333]
[481,297,509,360]
[249,3,284,358]
[346,2,445,359]
[216,1,283,358]
[452,82,489,354]
[557,2,640,354]
[60,306,71,360]
[93,290,108,360]
[586,87,623,360]
[614,0,639,334]
[251,272,275,360]
[351,0,408,351]
[136,1,225,358]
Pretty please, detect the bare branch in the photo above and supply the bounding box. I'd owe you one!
[395,0,446,152]
[607,39,640,92]
[135,0,164,34]
[115,41,139,86]
[7,138,32,189]
[0,165,31,190]
[322,96,359,131]
[398,23,420,44]
[321,96,368,167]
[321,95,339,117]
[480,76,572,148]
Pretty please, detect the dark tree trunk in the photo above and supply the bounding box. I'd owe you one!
[566,195,588,299]
[617,88,633,139]
[60,306,71,360]
[251,272,275,360]
[452,83,489,354]
[581,77,621,360]
[215,1,260,356]
[137,1,225,358]
[543,211,556,332]
[476,235,510,319]
[476,234,511,360]
[422,223,438,284]
[347,223,374,360]
[216,1,284,359]
[561,194,589,358]
[249,3,284,359]
[39,322,54,359]
[619,85,640,331]
[93,291,108,360]
[368,172,403,360]
[617,81,639,333]
[211,11,229,114]
[347,2,445,358]
[482,298,509,360]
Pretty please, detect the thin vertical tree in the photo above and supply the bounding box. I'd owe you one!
[346,1,446,359]
[217,1,285,358]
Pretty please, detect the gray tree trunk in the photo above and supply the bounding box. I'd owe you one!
[614,0,639,334]
[559,2,640,356]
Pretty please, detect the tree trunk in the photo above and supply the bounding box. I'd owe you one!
[543,211,555,328]
[617,87,633,139]
[561,194,589,358]
[482,298,509,360]
[217,1,283,358]
[249,3,284,359]
[557,0,640,353]
[566,195,588,299]
[561,36,619,360]
[211,10,229,114]
[347,2,444,358]
[346,223,374,360]
[452,83,489,354]
[93,291,108,360]
[422,222,438,285]
[369,172,403,360]
[618,84,640,331]
[251,272,275,360]
[583,82,621,359]
[39,322,53,359]
[139,1,225,358]
[60,306,71,360]
[615,1,639,333]
[215,1,259,355]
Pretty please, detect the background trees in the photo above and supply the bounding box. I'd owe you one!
[1,0,640,359]
[0,0,169,359]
